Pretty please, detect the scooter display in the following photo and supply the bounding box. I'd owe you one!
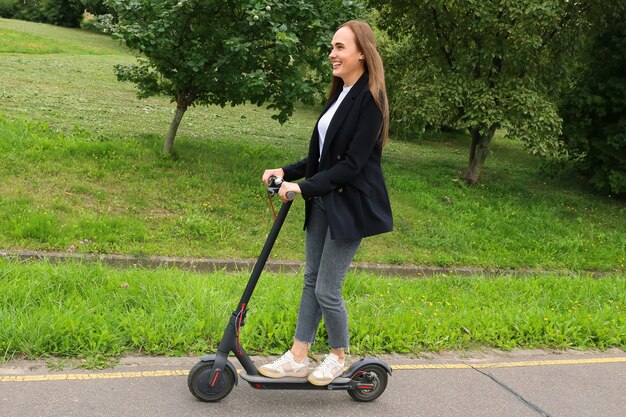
[188,177,391,402]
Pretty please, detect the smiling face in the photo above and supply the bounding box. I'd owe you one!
[329,26,365,87]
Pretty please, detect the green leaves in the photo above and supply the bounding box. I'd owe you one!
[104,0,363,152]
[106,0,361,121]
[558,4,626,196]
[373,0,598,173]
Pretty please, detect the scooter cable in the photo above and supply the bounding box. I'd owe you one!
[267,191,278,221]
[235,303,246,356]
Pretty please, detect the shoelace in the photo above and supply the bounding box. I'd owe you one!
[316,356,342,375]
[271,354,293,367]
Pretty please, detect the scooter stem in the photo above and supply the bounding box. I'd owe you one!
[209,200,293,384]
[236,200,292,312]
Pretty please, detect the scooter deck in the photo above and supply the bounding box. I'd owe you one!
[239,371,353,389]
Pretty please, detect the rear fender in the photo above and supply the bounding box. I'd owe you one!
[341,357,392,378]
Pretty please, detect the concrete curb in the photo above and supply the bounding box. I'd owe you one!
[0,249,618,278]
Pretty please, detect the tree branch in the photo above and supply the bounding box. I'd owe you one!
[431,8,455,69]
[539,2,589,51]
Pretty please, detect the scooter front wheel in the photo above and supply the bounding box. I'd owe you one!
[347,364,388,402]
[188,360,235,402]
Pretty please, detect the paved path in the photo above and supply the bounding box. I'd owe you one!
[1,350,625,417]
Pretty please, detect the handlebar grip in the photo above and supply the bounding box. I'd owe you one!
[267,176,282,195]
[267,176,296,200]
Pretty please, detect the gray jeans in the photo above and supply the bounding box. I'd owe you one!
[294,198,362,350]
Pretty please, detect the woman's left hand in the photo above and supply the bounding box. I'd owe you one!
[279,181,301,202]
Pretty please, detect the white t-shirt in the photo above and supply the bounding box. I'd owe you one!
[317,85,352,159]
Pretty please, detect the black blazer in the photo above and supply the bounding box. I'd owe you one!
[282,74,393,240]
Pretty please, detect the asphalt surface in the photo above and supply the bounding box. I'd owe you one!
[1,349,625,417]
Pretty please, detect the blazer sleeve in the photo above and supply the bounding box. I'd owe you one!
[298,91,382,199]
[281,157,308,182]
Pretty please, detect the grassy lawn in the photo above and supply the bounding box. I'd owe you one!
[0,18,624,363]
[1,260,623,366]
[1,18,624,271]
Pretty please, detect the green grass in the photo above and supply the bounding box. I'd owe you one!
[0,19,624,364]
[0,18,128,54]
[2,115,624,271]
[1,17,625,272]
[0,259,623,365]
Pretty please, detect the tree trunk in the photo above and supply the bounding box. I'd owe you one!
[163,102,188,156]
[463,126,496,184]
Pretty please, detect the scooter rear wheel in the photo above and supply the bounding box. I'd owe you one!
[188,360,235,402]
[347,364,388,402]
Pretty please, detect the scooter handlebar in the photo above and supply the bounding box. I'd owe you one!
[267,176,295,201]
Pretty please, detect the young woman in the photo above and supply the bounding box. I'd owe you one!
[260,20,392,386]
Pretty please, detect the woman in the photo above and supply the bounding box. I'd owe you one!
[260,20,393,386]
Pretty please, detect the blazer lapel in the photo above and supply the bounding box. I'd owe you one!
[319,74,368,162]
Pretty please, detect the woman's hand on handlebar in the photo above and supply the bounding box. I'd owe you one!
[279,181,301,202]
[262,168,284,185]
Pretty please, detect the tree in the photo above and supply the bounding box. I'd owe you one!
[559,5,626,196]
[371,0,597,184]
[105,0,361,155]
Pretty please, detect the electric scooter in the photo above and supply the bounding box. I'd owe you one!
[188,177,391,402]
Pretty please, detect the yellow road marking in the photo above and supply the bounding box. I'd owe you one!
[1,357,624,383]
[392,356,626,370]
[0,370,188,382]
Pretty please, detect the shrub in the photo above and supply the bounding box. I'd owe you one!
[80,14,112,34]
[7,0,84,27]
[39,0,84,27]
[11,0,45,23]
[81,0,112,16]
[0,0,17,18]
[559,9,626,196]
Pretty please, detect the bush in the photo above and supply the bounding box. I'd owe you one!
[80,14,112,34]
[40,0,84,27]
[6,0,84,27]
[559,10,626,196]
[0,0,17,18]
[11,0,45,23]
[81,0,112,16]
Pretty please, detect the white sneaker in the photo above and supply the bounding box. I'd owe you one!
[307,353,345,386]
[259,351,309,378]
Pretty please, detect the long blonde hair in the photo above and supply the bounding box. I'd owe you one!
[328,20,389,147]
